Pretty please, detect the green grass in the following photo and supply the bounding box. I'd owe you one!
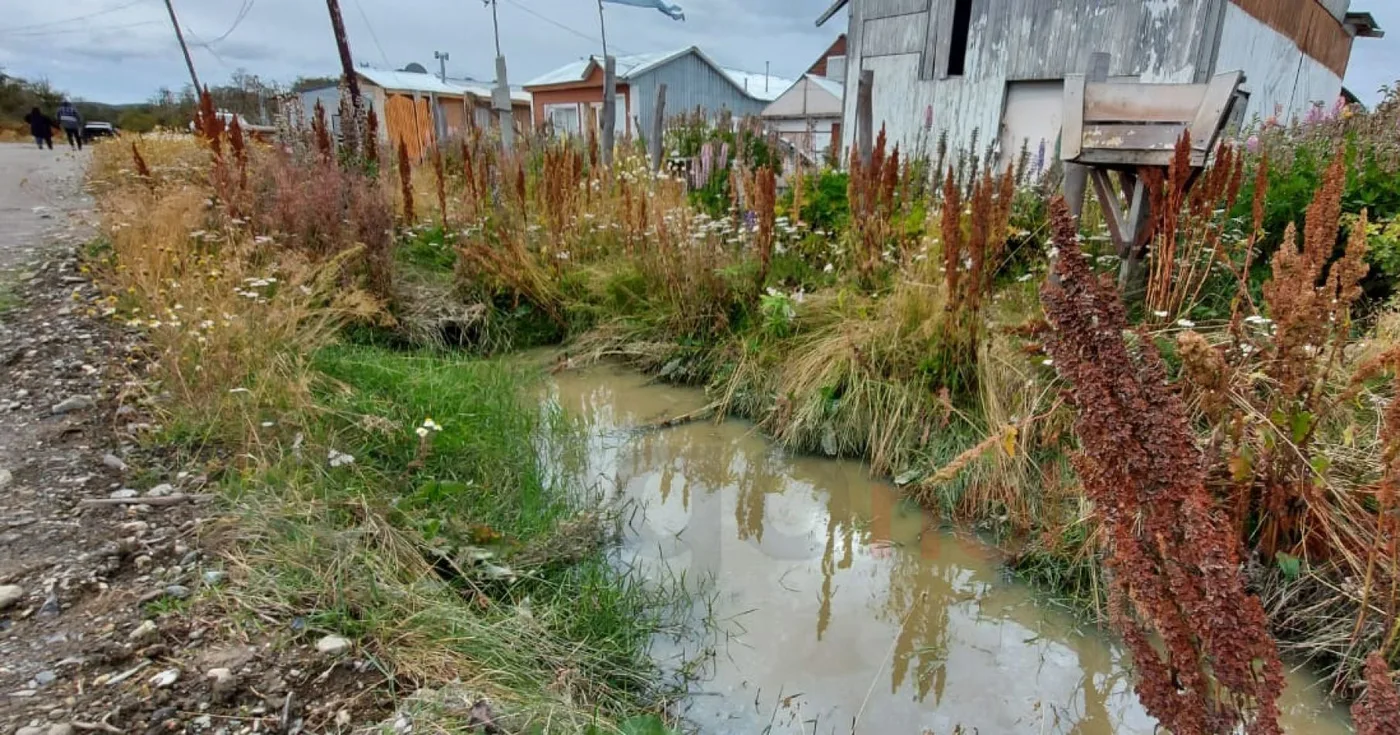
[222,345,681,732]
[0,278,19,316]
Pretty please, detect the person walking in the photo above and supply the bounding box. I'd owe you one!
[56,100,83,150]
[23,107,54,150]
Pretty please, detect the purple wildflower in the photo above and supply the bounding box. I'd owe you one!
[924,105,933,131]
[1246,135,1260,154]
[1033,139,1046,174]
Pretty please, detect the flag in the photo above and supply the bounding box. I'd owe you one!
[601,0,685,21]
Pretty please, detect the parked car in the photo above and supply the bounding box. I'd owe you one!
[82,122,119,141]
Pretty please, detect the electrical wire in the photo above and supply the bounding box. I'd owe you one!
[504,0,629,56]
[1,18,162,38]
[0,0,148,35]
[192,0,254,47]
[351,0,393,69]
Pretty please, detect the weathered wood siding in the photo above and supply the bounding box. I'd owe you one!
[839,0,1221,161]
[1214,3,1343,124]
[631,53,768,128]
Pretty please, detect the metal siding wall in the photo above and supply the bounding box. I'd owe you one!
[843,0,1218,162]
[1214,3,1343,123]
[632,53,767,129]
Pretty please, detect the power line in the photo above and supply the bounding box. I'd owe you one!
[0,0,149,35]
[1,18,162,38]
[190,0,254,47]
[350,0,392,69]
[504,0,629,56]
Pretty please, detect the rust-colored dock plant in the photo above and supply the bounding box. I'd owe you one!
[364,107,379,166]
[1041,196,1285,735]
[312,100,332,161]
[130,142,152,188]
[1353,652,1400,735]
[432,144,447,226]
[398,139,415,223]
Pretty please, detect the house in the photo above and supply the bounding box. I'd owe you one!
[523,47,794,137]
[298,66,533,159]
[815,0,1384,165]
[762,35,848,159]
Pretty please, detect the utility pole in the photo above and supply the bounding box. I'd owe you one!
[596,0,615,166]
[434,51,450,83]
[161,0,202,96]
[326,0,363,153]
[485,0,514,151]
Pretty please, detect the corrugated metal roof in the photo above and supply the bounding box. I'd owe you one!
[807,74,844,99]
[720,68,797,102]
[450,77,531,104]
[356,67,465,95]
[525,47,795,102]
[524,48,692,87]
[349,67,531,104]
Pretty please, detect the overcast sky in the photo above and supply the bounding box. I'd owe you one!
[0,0,1395,107]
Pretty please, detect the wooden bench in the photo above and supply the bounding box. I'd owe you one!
[1061,70,1245,168]
[1058,69,1245,290]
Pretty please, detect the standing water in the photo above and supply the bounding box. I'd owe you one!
[546,363,1352,734]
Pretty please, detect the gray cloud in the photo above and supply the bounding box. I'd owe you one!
[0,0,1393,110]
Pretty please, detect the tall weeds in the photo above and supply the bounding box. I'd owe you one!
[1042,196,1286,734]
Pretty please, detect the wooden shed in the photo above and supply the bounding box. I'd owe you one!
[298,67,533,159]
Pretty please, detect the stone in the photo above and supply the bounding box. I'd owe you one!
[108,489,138,500]
[0,468,11,490]
[129,619,158,642]
[37,595,59,617]
[46,725,73,735]
[50,395,94,415]
[315,634,351,656]
[149,668,179,688]
[207,667,237,697]
[101,454,126,472]
[16,726,44,735]
[164,584,191,600]
[146,483,174,497]
[201,570,225,586]
[0,585,24,610]
[33,671,55,686]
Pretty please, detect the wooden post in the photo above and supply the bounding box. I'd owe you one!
[1063,52,1109,220]
[650,82,668,172]
[494,55,515,152]
[856,69,873,165]
[601,55,617,167]
[161,0,201,95]
[325,0,362,156]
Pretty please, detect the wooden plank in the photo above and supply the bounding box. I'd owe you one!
[1089,168,1126,248]
[1061,73,1086,161]
[1081,123,1187,152]
[1188,70,1244,151]
[1083,83,1204,123]
[857,69,874,164]
[1077,147,1208,168]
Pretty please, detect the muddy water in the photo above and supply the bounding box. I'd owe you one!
[546,363,1352,735]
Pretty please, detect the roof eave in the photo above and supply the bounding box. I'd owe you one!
[1345,11,1385,38]
[815,0,848,27]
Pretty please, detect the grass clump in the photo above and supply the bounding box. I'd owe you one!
[226,345,676,731]
[87,98,684,732]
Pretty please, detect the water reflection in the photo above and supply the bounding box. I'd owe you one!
[547,363,1352,734]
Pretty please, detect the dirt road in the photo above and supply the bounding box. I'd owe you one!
[0,145,90,272]
[0,143,390,735]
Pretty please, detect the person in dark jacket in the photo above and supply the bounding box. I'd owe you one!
[56,101,83,150]
[23,107,54,150]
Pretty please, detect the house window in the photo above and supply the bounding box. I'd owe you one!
[546,103,580,134]
[947,0,972,77]
[825,55,846,81]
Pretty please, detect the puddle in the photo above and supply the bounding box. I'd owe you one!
[546,363,1353,734]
